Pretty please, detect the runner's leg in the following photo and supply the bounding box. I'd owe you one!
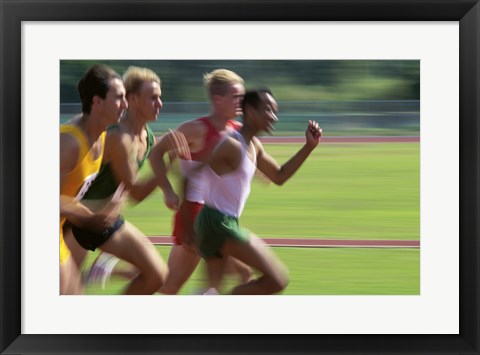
[160,244,201,294]
[63,226,88,268]
[100,221,168,295]
[60,256,84,295]
[221,235,289,295]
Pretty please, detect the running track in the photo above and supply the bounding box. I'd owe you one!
[260,136,419,143]
[148,236,420,248]
[156,135,420,144]
[150,136,420,249]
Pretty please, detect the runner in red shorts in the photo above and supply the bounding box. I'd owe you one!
[149,69,253,294]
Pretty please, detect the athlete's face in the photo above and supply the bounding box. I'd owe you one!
[130,81,163,122]
[214,83,245,119]
[249,93,278,134]
[98,78,128,125]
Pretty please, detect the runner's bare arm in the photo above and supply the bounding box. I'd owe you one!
[255,120,322,185]
[60,196,95,223]
[208,137,242,176]
[106,131,157,203]
[148,123,196,209]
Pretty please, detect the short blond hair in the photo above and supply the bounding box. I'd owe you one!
[122,66,161,97]
[203,69,244,97]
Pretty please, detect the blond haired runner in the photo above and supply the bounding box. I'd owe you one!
[64,66,188,294]
[60,64,127,295]
[149,69,253,295]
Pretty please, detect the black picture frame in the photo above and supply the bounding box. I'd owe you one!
[1,1,479,354]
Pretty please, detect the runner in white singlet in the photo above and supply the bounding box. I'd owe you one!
[194,88,323,294]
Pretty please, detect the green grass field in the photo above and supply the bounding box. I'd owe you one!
[84,246,419,295]
[83,142,420,295]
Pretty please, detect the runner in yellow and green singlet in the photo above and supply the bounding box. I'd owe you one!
[60,64,127,295]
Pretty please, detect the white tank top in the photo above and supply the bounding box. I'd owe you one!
[203,131,257,218]
[179,159,205,202]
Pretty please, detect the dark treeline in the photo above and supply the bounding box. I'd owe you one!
[60,60,419,103]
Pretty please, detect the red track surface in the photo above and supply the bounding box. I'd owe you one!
[156,135,420,144]
[259,136,419,143]
[148,236,419,248]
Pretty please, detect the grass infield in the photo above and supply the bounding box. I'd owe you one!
[85,142,420,295]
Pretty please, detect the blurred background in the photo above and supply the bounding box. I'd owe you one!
[60,60,420,295]
[60,60,419,136]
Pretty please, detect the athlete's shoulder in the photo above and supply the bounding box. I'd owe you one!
[106,123,122,133]
[215,136,243,168]
[60,130,81,173]
[179,116,208,127]
[251,136,264,153]
[60,122,85,151]
[227,119,243,131]
[60,129,81,152]
[177,117,208,136]
[222,134,243,152]
[105,123,129,142]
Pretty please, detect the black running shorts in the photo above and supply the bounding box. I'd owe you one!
[72,216,125,251]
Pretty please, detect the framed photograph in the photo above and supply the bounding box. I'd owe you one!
[1,0,479,354]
